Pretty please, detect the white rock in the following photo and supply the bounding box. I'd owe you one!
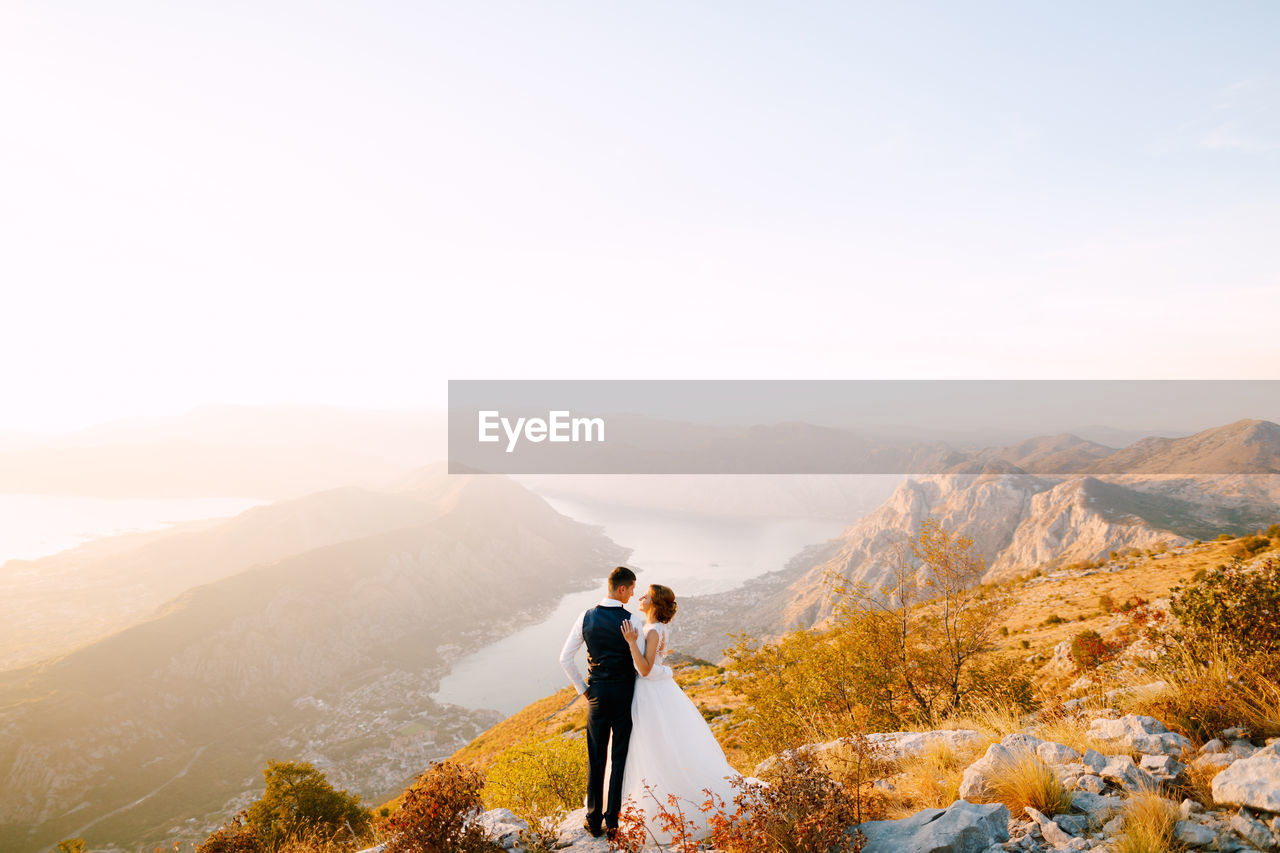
[555,808,611,852]
[1025,806,1074,845]
[1139,753,1184,779]
[1070,791,1125,829]
[478,809,528,849]
[1212,744,1280,813]
[1192,751,1236,771]
[1201,738,1227,754]
[1003,733,1045,753]
[960,742,1029,801]
[1081,749,1108,773]
[858,800,1011,853]
[1229,739,1259,760]
[1087,714,1191,758]
[1039,742,1083,765]
[1074,775,1106,794]
[1230,811,1279,851]
[1099,754,1156,792]
[1173,820,1216,847]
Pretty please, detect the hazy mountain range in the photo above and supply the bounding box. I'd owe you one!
[0,470,625,853]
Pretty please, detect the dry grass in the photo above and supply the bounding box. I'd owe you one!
[1113,787,1182,853]
[881,740,975,818]
[1181,758,1227,809]
[942,698,1031,747]
[987,751,1072,818]
[1122,643,1280,742]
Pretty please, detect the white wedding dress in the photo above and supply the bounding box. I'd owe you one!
[608,621,742,845]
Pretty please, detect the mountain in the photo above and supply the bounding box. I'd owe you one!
[0,475,467,672]
[676,420,1280,660]
[961,433,1116,474]
[1084,418,1280,475]
[0,472,626,853]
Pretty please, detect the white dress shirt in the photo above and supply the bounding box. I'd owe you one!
[559,597,672,694]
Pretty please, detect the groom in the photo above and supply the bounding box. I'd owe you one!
[559,566,665,838]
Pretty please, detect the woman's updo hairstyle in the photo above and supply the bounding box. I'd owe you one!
[649,584,678,623]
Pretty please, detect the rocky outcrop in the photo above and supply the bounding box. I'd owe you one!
[857,800,1010,853]
[1087,713,1192,758]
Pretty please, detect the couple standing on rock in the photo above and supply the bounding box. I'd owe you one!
[559,566,741,843]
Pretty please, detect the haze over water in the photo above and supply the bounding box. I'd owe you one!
[432,496,845,714]
[0,493,268,566]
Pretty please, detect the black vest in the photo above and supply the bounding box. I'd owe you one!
[582,605,635,684]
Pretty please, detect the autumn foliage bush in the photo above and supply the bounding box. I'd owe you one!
[611,752,867,853]
[382,761,500,853]
[1069,629,1119,672]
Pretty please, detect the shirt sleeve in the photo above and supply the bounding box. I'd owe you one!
[559,610,588,695]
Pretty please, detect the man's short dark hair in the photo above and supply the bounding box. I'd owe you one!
[608,566,636,592]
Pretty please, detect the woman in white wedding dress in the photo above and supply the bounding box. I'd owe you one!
[614,584,743,845]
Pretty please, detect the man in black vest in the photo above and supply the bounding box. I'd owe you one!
[558,566,663,838]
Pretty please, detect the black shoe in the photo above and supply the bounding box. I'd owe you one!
[583,820,605,838]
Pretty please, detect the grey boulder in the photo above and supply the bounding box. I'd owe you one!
[857,800,1011,853]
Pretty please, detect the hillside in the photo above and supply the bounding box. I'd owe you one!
[439,537,1270,788]
[0,473,626,853]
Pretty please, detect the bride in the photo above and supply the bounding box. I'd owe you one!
[613,584,743,845]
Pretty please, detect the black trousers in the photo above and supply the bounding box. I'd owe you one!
[584,678,634,829]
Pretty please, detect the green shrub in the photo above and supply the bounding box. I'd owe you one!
[1042,614,1065,626]
[1169,557,1280,657]
[485,733,587,849]
[1216,533,1234,541]
[1241,535,1271,555]
[239,761,370,853]
[1267,523,1280,538]
[1098,593,1116,613]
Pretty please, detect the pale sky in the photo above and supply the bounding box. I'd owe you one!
[2,2,1278,432]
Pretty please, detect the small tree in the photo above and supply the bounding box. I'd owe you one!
[831,518,1010,726]
[56,841,87,853]
[245,760,371,852]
